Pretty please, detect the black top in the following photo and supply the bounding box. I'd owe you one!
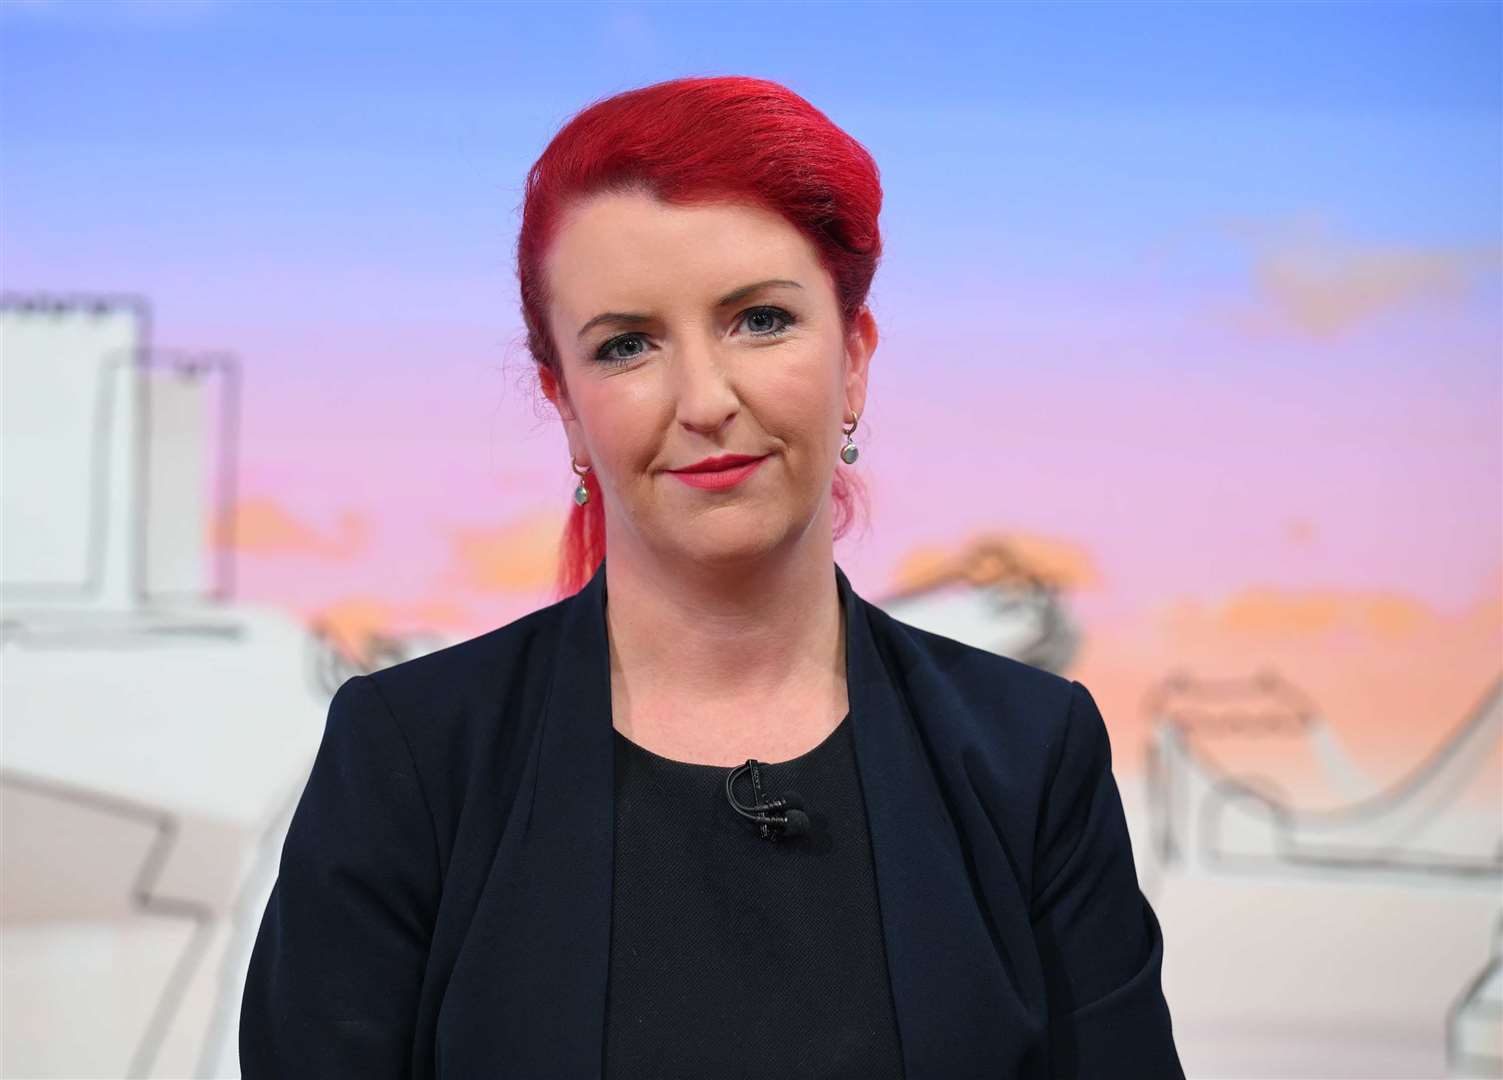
[241,560,1186,1078]
[604,712,906,1080]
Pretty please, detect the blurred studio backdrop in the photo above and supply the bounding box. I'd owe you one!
[1,2,1499,1078]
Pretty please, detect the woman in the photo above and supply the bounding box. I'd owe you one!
[240,75,1184,1079]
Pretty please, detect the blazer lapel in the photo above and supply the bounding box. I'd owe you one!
[520,557,617,1070]
[838,562,1027,1077]
[451,558,616,1075]
[467,559,1016,1078]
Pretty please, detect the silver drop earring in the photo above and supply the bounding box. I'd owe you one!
[840,410,860,465]
[571,457,592,505]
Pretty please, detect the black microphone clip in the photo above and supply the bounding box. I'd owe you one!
[725,758,810,841]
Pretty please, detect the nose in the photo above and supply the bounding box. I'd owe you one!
[672,339,739,436]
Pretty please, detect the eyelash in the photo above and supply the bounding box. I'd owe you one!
[593,306,798,366]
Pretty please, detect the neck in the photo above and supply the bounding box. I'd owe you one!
[601,540,847,760]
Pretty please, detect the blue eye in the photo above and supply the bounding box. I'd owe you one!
[592,305,797,366]
[595,334,648,365]
[740,306,796,337]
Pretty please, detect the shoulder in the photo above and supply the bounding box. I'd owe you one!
[355,592,572,752]
[858,596,1102,785]
[861,595,1078,726]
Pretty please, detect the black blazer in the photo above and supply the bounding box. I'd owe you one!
[241,559,1184,1079]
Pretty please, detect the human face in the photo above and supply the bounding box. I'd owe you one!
[541,188,876,571]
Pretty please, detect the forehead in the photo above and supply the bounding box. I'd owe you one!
[545,190,826,319]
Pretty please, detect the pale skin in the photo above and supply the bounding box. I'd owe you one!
[537,188,879,767]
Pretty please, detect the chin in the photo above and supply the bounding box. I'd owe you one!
[669,517,788,567]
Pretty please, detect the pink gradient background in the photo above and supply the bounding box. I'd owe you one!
[4,1,1498,783]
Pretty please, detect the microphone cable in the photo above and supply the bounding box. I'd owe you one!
[724,758,810,841]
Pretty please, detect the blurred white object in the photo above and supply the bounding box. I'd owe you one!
[1140,668,1503,1078]
[1,295,333,1078]
[873,538,1079,675]
[1145,669,1501,888]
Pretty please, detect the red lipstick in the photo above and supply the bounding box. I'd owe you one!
[668,453,768,491]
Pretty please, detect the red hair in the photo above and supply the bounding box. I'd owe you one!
[516,76,883,597]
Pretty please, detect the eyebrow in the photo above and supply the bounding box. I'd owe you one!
[575,278,804,341]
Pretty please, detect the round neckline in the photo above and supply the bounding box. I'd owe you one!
[613,711,851,771]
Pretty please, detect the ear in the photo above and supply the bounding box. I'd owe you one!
[843,304,878,421]
[538,362,590,466]
[538,362,573,418]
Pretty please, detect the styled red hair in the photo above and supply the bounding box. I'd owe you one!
[516,76,883,598]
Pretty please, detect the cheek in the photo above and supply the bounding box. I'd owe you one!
[579,379,666,465]
[755,346,842,437]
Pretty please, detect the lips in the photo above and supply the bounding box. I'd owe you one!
[670,454,767,474]
[667,454,768,491]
